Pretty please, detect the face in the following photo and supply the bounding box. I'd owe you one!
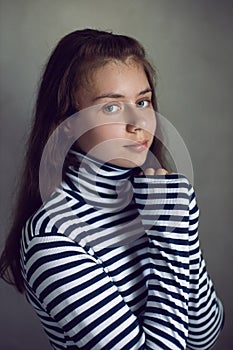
[74,59,156,168]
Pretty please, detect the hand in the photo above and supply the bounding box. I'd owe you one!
[140,168,169,176]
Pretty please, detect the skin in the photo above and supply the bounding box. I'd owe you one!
[69,58,168,174]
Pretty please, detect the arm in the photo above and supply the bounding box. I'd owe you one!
[22,234,147,350]
[132,173,224,350]
[186,184,224,349]
[133,173,191,349]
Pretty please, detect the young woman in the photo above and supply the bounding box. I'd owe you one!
[0,29,224,349]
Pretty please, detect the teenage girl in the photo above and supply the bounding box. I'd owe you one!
[0,29,224,350]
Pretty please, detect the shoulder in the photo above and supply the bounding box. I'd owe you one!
[22,186,82,246]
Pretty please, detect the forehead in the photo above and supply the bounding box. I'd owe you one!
[91,59,149,93]
[75,59,151,108]
[95,58,146,78]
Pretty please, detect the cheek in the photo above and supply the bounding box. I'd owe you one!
[97,125,125,140]
[152,114,157,133]
[77,125,124,151]
[146,115,156,142]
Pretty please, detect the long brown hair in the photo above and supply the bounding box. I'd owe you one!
[0,28,166,292]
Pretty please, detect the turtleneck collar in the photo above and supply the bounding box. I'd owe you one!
[64,150,140,212]
[68,149,139,177]
[61,149,145,249]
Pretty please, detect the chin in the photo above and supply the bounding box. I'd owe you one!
[110,157,147,168]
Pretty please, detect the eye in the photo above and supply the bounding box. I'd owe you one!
[102,103,121,114]
[137,99,151,108]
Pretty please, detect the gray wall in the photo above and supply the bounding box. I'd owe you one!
[0,0,232,349]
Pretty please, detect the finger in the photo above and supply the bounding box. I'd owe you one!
[144,168,155,176]
[155,168,168,175]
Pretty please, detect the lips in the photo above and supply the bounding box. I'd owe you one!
[124,140,149,152]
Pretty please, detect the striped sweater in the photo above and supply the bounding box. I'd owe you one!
[20,152,224,349]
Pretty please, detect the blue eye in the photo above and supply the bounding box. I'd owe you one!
[103,103,121,114]
[137,100,151,108]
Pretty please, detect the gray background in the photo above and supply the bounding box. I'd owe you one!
[0,0,232,349]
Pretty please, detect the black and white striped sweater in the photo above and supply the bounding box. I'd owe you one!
[20,151,224,349]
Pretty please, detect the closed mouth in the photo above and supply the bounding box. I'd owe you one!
[124,140,149,152]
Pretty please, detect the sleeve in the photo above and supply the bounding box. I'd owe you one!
[23,234,146,350]
[186,184,224,350]
[132,174,224,350]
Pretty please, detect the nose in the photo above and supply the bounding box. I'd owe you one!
[126,123,143,133]
[124,104,151,133]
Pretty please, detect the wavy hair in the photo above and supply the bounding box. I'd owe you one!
[0,28,167,292]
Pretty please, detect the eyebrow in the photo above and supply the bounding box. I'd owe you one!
[92,87,152,102]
